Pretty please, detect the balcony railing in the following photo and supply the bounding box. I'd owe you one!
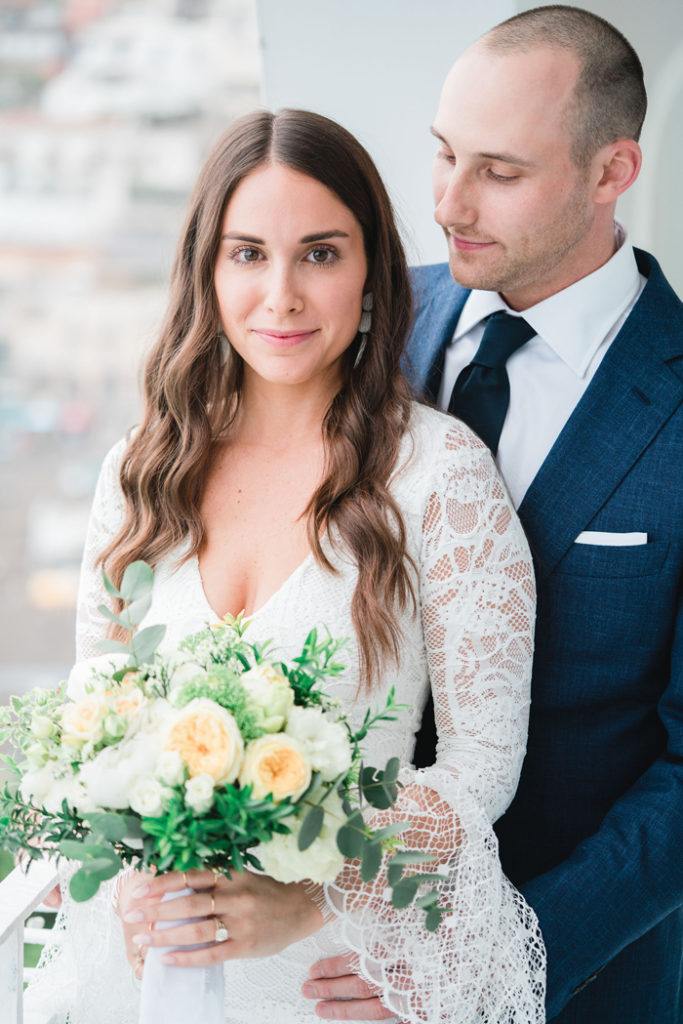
[0,861,61,1024]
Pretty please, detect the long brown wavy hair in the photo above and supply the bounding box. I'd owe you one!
[100,109,415,688]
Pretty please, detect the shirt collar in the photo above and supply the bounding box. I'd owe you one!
[454,223,642,377]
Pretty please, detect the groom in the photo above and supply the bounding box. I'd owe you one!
[303,6,683,1022]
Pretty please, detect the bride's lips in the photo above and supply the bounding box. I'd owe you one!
[448,234,497,252]
[252,329,319,348]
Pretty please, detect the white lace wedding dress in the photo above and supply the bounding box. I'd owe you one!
[26,403,545,1024]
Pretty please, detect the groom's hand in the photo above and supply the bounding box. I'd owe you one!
[302,955,394,1020]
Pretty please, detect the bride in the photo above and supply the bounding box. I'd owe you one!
[28,108,545,1023]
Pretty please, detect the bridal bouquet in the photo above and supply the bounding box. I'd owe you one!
[0,561,446,930]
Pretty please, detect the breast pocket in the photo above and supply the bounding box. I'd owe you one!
[555,539,669,579]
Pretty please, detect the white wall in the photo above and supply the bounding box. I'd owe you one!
[257,0,683,292]
[257,0,515,265]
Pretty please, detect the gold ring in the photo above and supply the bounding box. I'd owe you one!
[134,945,145,978]
[148,921,154,934]
[210,891,216,915]
[214,917,229,943]
[183,871,190,888]
[210,866,222,880]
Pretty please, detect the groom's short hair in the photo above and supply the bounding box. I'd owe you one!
[483,5,647,167]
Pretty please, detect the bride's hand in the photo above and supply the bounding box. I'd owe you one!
[121,867,325,967]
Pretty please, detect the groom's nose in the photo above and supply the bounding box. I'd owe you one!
[433,166,477,229]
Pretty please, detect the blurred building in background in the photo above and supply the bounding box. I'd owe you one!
[0,0,260,700]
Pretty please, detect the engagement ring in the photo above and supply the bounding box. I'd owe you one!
[214,917,229,943]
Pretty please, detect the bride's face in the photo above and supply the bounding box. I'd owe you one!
[214,163,368,395]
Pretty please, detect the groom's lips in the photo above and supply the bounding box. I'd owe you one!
[448,234,497,252]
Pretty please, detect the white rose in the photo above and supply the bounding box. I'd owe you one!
[285,706,352,781]
[30,713,54,740]
[239,734,311,802]
[255,791,346,883]
[78,729,164,809]
[168,660,210,692]
[184,773,215,814]
[66,654,130,700]
[130,777,165,817]
[157,749,186,787]
[61,697,107,747]
[26,742,48,767]
[241,663,294,733]
[20,767,87,815]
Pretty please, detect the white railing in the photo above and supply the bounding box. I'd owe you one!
[0,861,61,1024]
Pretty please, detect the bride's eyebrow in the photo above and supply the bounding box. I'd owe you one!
[221,230,351,244]
[299,230,350,244]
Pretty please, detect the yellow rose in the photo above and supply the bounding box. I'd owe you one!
[164,698,243,785]
[240,734,311,802]
[61,697,107,746]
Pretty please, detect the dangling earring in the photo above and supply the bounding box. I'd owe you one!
[354,293,373,369]
[218,330,230,365]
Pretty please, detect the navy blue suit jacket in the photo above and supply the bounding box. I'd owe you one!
[407,249,683,1022]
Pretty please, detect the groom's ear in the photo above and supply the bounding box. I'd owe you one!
[591,139,642,204]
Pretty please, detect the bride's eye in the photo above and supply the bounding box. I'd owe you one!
[306,246,338,266]
[231,246,262,264]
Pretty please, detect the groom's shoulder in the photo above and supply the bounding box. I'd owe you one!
[409,262,466,306]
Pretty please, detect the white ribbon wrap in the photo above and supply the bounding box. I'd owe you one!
[138,886,224,1024]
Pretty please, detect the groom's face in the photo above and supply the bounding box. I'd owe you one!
[432,42,596,310]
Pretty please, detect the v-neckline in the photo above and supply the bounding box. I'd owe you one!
[191,550,316,623]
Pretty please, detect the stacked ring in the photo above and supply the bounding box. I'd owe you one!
[214,918,229,943]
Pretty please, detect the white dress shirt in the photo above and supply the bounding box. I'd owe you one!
[437,225,646,508]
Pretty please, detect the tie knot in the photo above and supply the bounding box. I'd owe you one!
[473,312,536,369]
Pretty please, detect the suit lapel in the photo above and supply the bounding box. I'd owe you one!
[518,253,683,582]
[407,265,468,400]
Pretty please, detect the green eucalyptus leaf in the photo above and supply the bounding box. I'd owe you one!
[130,624,166,665]
[382,757,400,784]
[386,850,436,868]
[364,782,395,811]
[127,594,152,627]
[96,604,130,630]
[336,810,365,859]
[371,822,408,842]
[386,860,404,886]
[102,569,122,600]
[96,639,133,656]
[298,805,324,852]
[87,813,127,843]
[415,890,440,910]
[59,839,119,864]
[390,877,420,909]
[360,840,382,883]
[120,561,154,603]
[81,856,121,881]
[69,868,101,902]
[425,906,443,932]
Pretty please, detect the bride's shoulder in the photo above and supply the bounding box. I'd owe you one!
[92,434,132,500]
[403,402,490,472]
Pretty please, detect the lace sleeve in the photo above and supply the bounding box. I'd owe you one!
[324,420,546,1023]
[75,439,128,662]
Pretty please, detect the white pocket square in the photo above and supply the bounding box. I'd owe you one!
[575,531,648,547]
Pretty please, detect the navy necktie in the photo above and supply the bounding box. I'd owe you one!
[447,312,536,455]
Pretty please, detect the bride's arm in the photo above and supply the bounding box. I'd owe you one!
[75,438,128,661]
[318,419,543,1024]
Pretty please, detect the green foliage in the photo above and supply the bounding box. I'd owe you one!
[172,665,264,742]
[1,560,451,931]
[95,563,166,667]
[279,628,347,707]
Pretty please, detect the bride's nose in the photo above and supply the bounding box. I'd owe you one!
[264,264,304,316]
